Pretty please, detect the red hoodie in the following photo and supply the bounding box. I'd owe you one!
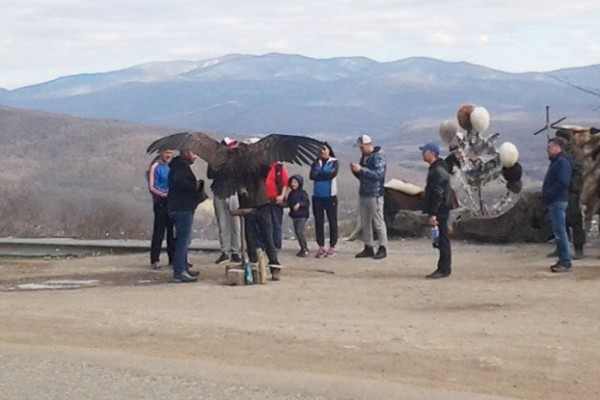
[265,162,289,201]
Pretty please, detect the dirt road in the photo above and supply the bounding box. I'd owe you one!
[1,239,599,399]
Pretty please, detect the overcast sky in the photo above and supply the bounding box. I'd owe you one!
[2,0,599,89]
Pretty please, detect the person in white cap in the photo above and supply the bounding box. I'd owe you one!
[350,134,388,259]
[208,137,242,265]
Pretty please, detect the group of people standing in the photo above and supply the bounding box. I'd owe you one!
[147,132,457,282]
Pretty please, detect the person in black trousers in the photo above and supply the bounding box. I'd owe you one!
[420,142,452,279]
[309,143,339,258]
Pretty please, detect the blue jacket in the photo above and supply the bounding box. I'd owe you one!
[353,147,386,197]
[287,175,310,219]
[542,153,572,205]
[310,157,338,198]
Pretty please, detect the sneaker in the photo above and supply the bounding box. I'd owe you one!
[315,247,326,258]
[270,266,281,281]
[186,269,200,277]
[173,271,198,283]
[550,262,572,273]
[355,245,375,258]
[325,247,336,257]
[215,252,229,264]
[426,270,450,279]
[296,249,309,257]
[373,246,387,260]
[230,253,242,263]
[150,262,161,270]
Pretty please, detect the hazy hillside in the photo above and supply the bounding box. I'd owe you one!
[0,105,416,239]
[1,54,599,137]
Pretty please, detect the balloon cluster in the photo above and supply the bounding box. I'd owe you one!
[439,104,523,216]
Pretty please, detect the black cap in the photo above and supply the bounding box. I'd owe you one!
[555,128,572,141]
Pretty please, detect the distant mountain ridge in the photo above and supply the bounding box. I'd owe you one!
[0,53,599,136]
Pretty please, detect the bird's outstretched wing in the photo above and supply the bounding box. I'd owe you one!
[146,132,229,168]
[245,134,324,167]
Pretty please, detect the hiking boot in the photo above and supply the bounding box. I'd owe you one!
[373,246,387,260]
[325,247,336,257]
[573,247,584,260]
[355,245,375,258]
[296,249,309,257]
[269,264,282,281]
[230,253,242,263]
[150,262,161,270]
[173,271,198,283]
[315,247,326,258]
[215,252,229,264]
[426,270,450,279]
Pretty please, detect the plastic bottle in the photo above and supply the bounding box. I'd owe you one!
[431,225,440,249]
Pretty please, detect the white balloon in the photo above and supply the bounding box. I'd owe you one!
[470,106,491,133]
[498,142,519,168]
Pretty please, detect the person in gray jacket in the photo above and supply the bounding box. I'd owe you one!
[350,134,388,259]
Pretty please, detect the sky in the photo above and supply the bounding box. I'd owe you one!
[1,0,600,89]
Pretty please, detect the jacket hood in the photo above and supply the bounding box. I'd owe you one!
[289,174,304,189]
[170,155,190,168]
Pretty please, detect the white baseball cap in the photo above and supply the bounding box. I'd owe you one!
[355,134,372,146]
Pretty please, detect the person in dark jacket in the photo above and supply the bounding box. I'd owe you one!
[167,149,207,283]
[420,142,453,279]
[310,143,339,258]
[547,129,585,259]
[543,137,573,272]
[237,146,282,280]
[287,175,310,257]
[147,149,175,270]
[351,135,388,260]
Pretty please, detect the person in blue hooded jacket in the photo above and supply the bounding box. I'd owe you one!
[309,143,339,258]
[542,137,573,273]
[287,174,310,257]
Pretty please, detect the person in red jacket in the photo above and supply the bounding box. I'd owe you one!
[265,161,289,250]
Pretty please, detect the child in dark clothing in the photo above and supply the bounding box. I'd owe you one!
[287,175,310,257]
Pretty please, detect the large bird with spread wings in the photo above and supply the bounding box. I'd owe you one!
[147,132,325,198]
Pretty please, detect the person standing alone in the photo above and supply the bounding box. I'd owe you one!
[148,149,175,270]
[543,137,573,273]
[420,142,452,279]
[351,135,388,259]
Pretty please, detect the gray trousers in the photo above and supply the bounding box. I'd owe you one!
[293,218,308,250]
[213,194,241,255]
[359,196,388,247]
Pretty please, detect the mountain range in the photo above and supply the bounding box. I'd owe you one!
[1,53,599,138]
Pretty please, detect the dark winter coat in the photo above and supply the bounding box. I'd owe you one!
[564,143,583,194]
[423,158,452,217]
[238,164,271,209]
[353,147,386,197]
[542,152,572,205]
[287,175,310,219]
[167,156,207,212]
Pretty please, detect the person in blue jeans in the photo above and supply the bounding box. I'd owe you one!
[542,137,573,273]
[167,149,208,283]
